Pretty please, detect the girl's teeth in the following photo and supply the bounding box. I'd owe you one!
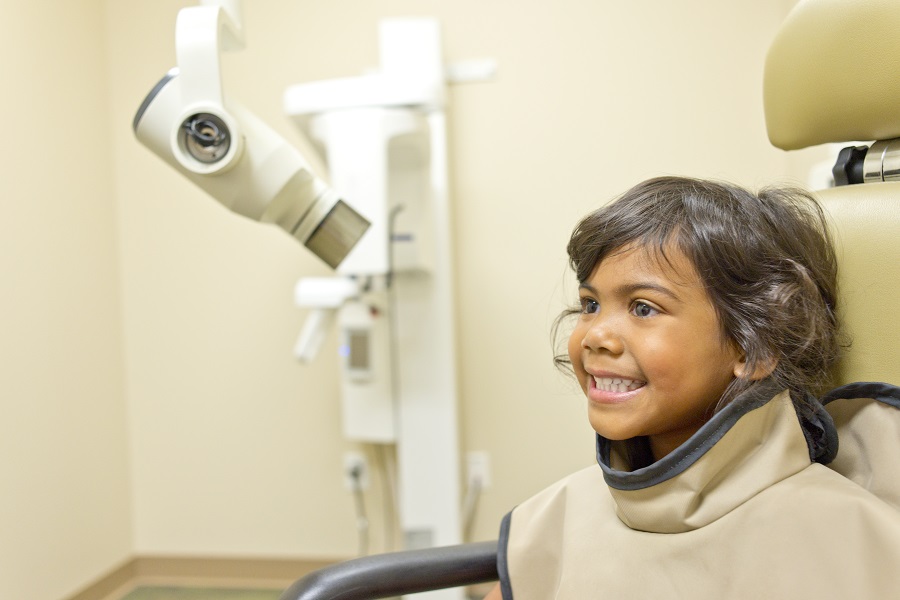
[593,376,643,393]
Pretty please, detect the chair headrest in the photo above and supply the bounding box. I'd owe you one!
[764,0,900,151]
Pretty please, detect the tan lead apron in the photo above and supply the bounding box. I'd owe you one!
[500,383,900,599]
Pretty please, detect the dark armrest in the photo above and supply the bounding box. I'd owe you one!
[279,540,499,600]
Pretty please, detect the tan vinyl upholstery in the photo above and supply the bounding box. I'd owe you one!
[764,0,900,386]
[764,0,900,150]
[815,185,900,383]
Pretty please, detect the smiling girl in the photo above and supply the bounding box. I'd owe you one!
[485,176,900,599]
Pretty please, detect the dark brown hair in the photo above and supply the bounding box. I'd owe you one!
[555,176,842,410]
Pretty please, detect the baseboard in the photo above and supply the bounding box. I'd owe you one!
[67,554,342,600]
[67,559,139,600]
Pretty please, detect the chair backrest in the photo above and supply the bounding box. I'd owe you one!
[764,0,900,386]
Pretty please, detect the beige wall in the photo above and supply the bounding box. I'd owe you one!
[0,1,133,599]
[4,0,826,597]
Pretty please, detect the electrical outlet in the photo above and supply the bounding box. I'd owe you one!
[343,451,370,491]
[466,451,491,489]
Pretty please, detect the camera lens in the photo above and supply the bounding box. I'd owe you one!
[179,113,231,163]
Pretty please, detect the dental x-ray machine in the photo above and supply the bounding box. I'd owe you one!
[132,0,369,268]
[133,4,494,599]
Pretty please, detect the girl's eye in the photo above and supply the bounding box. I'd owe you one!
[631,301,658,318]
[579,297,599,314]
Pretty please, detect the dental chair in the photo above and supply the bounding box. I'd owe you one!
[765,0,900,513]
[764,0,900,387]
[279,541,498,599]
[279,0,900,597]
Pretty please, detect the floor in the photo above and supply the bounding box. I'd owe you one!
[118,587,282,600]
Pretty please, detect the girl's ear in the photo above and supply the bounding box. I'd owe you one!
[733,353,777,381]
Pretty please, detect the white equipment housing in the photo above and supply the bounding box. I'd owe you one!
[287,18,464,600]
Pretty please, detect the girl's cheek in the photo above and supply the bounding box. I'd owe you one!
[569,334,590,394]
[568,326,581,360]
[568,329,582,367]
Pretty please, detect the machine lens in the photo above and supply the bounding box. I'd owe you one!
[180,113,231,163]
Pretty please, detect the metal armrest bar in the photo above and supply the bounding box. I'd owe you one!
[279,540,499,600]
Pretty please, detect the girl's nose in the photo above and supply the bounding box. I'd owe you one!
[581,315,625,355]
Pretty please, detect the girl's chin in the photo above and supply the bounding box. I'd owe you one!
[586,407,641,441]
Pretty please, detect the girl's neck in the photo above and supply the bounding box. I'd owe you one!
[625,437,655,470]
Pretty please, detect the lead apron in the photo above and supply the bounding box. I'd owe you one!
[499,382,900,599]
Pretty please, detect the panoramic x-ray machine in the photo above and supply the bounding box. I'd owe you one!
[132,2,492,598]
[287,15,465,582]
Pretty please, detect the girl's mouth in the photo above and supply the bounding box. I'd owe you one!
[592,375,645,393]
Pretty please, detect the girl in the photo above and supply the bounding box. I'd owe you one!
[485,176,900,599]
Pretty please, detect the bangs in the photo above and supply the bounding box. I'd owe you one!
[568,194,684,285]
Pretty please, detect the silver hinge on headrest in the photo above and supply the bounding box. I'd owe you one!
[832,138,900,186]
[864,138,900,183]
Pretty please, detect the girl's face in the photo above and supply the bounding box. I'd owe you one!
[568,243,744,461]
